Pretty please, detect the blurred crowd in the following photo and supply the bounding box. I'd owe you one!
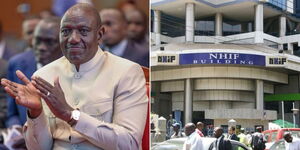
[0,0,148,149]
[151,114,269,150]
[152,115,300,150]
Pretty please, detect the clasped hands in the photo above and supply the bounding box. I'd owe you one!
[1,70,74,122]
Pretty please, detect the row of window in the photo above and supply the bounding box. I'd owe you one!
[151,11,300,37]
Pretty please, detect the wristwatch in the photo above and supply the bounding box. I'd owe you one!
[68,109,80,126]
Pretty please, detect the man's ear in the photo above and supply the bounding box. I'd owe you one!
[97,26,105,41]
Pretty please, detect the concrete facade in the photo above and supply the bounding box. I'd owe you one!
[151,0,300,130]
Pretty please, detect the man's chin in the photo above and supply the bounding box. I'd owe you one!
[67,55,82,63]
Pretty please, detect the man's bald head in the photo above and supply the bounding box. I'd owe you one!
[196,122,204,130]
[33,17,61,66]
[59,3,105,69]
[126,9,147,41]
[184,123,196,136]
[63,3,101,28]
[22,16,40,47]
[214,127,224,138]
[100,8,128,47]
[284,132,293,143]
[99,9,126,23]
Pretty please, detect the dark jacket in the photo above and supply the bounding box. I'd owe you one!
[209,135,232,150]
[122,39,149,67]
[2,44,18,61]
[228,133,239,141]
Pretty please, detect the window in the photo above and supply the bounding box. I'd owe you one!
[264,133,270,142]
[160,12,185,37]
[271,131,278,141]
[195,18,215,36]
[222,18,254,36]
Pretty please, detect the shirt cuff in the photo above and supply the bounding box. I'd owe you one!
[26,110,47,127]
[74,112,96,131]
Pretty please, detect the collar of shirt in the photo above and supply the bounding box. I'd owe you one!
[0,40,6,59]
[37,63,43,70]
[106,39,128,56]
[213,135,224,150]
[188,131,199,139]
[70,48,104,73]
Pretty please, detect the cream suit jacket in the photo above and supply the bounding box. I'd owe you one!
[23,50,148,150]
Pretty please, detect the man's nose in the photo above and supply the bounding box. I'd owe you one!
[37,43,47,52]
[69,31,80,44]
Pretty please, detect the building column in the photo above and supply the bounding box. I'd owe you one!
[295,101,300,126]
[288,43,293,54]
[184,78,193,124]
[215,13,223,36]
[254,4,264,44]
[279,101,283,119]
[278,15,287,51]
[185,3,194,42]
[279,15,286,37]
[154,10,161,46]
[256,80,264,110]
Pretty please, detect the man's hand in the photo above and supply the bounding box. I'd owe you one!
[1,70,42,118]
[32,76,74,122]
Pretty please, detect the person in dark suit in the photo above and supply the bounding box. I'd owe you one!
[209,127,232,150]
[6,50,37,127]
[228,126,239,141]
[99,8,149,67]
[6,17,62,127]
[5,16,40,127]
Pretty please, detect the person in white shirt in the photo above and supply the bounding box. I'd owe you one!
[183,123,203,150]
[284,132,300,150]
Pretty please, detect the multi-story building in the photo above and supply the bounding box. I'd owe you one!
[151,0,300,131]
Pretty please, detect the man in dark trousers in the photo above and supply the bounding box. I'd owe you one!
[209,127,232,150]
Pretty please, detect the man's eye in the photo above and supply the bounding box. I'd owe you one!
[79,29,88,35]
[61,29,71,35]
[103,22,112,26]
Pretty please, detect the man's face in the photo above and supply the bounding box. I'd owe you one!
[23,19,40,47]
[100,10,127,47]
[127,11,146,40]
[60,10,101,65]
[197,123,203,130]
[32,22,60,65]
[173,126,179,132]
[214,128,222,138]
[228,128,233,135]
[284,134,293,143]
[184,126,194,136]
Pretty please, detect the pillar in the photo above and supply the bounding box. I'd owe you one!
[279,15,286,37]
[256,80,264,110]
[184,78,193,124]
[215,13,223,36]
[254,4,264,43]
[154,10,161,46]
[295,101,300,126]
[185,3,194,42]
